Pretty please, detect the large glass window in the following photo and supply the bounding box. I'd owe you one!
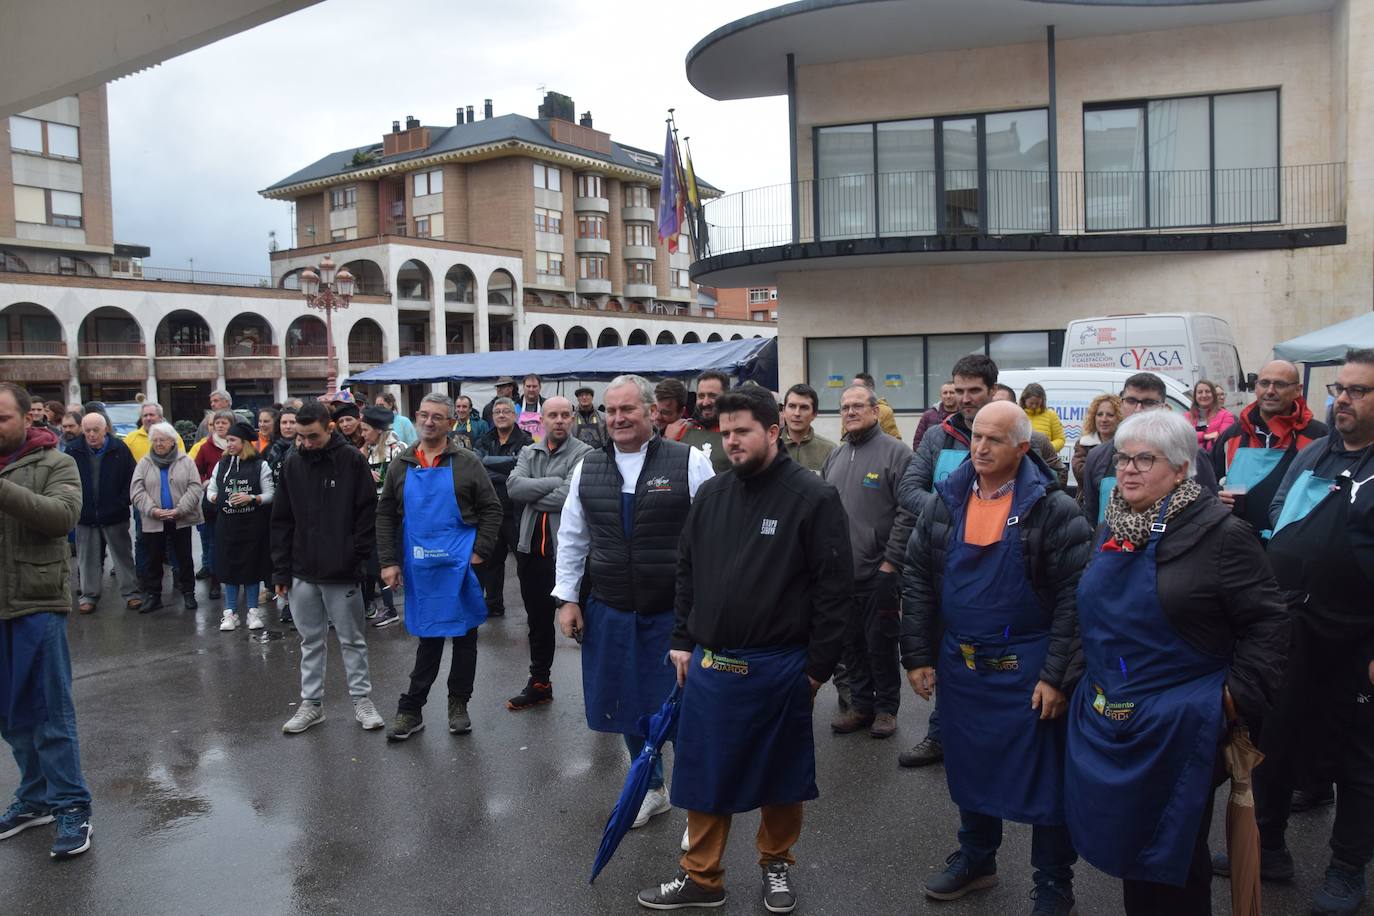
[866,336,925,411]
[816,125,875,240]
[877,120,935,236]
[805,338,864,412]
[1084,90,1278,230]
[8,117,42,154]
[986,110,1050,232]
[926,334,987,392]
[47,123,78,159]
[989,332,1052,370]
[942,119,980,232]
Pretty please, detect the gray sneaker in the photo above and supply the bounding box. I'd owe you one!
[386,712,424,742]
[282,703,325,734]
[448,698,471,734]
[353,696,384,730]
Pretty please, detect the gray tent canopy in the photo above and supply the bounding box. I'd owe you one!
[1274,312,1374,364]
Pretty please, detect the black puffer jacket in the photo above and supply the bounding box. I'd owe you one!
[270,431,376,585]
[900,451,1093,690]
[1117,491,1290,727]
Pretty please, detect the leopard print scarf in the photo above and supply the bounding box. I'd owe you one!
[1104,478,1202,549]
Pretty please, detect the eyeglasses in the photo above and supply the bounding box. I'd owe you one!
[1121,397,1163,409]
[1328,383,1372,401]
[1255,379,1299,391]
[1114,451,1158,472]
[839,404,872,414]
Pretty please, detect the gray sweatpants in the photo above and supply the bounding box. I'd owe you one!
[75,521,139,604]
[291,579,371,703]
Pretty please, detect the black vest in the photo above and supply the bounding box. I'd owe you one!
[579,437,692,614]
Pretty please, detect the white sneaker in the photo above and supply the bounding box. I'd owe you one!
[246,608,265,630]
[219,612,238,632]
[282,703,325,734]
[681,825,690,852]
[632,786,671,828]
[353,696,384,730]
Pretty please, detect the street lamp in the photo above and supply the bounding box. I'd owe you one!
[298,254,354,395]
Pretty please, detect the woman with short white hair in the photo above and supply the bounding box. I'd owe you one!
[130,422,202,611]
[1064,409,1289,914]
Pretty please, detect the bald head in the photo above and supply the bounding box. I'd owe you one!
[541,395,575,448]
[970,400,1032,487]
[974,400,1032,445]
[1256,359,1302,420]
[81,412,108,449]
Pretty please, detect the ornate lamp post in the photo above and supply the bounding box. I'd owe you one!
[298,254,354,396]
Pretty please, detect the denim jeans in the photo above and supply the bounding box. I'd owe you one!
[0,614,92,814]
[625,733,666,791]
[958,808,1075,888]
[223,581,272,613]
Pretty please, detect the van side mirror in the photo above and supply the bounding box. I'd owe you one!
[1243,372,1258,392]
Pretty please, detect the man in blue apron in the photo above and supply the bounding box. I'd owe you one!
[1233,350,1374,916]
[1212,359,1327,537]
[555,374,714,832]
[896,353,998,769]
[376,393,503,741]
[636,386,852,913]
[1081,373,1220,525]
[901,401,1091,914]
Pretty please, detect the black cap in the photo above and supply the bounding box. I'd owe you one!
[362,405,393,430]
[574,386,594,397]
[331,401,360,420]
[228,420,258,442]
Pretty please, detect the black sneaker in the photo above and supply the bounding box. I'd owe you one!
[637,870,726,910]
[507,679,553,711]
[364,602,379,620]
[386,712,424,742]
[0,801,53,840]
[899,736,944,768]
[207,583,221,600]
[49,808,92,859]
[448,698,471,734]
[195,567,210,580]
[181,593,197,611]
[762,861,796,913]
[139,593,163,614]
[1211,845,1294,882]
[370,608,399,628]
[925,850,998,900]
[486,606,506,618]
[1030,882,1077,915]
[279,606,293,628]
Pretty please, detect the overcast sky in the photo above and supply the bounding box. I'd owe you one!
[106,0,788,277]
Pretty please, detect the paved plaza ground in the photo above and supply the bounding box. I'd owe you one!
[0,564,1346,915]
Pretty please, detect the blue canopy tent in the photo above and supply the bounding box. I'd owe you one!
[344,336,778,390]
[1274,311,1374,394]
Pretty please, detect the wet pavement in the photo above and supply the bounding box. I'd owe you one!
[0,563,1346,915]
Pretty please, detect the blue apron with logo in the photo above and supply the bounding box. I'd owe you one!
[671,644,817,814]
[1065,500,1228,887]
[932,449,968,491]
[401,464,487,638]
[938,501,1065,825]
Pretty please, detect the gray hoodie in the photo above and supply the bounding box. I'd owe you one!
[821,422,916,580]
[506,434,593,555]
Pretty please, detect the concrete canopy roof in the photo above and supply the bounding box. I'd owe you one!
[1,0,323,118]
[686,0,1336,100]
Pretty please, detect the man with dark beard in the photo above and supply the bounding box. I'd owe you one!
[680,370,732,475]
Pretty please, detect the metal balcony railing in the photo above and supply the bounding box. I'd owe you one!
[155,342,216,357]
[79,340,146,356]
[349,343,384,363]
[142,266,273,287]
[286,344,331,358]
[0,339,66,356]
[223,342,279,357]
[697,163,1346,259]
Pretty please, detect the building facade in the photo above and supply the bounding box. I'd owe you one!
[687,0,1368,440]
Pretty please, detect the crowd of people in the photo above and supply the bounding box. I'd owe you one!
[0,345,1371,916]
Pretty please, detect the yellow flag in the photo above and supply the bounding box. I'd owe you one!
[685,149,700,209]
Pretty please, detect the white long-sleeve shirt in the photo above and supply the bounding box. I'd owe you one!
[553,440,715,604]
[206,455,275,505]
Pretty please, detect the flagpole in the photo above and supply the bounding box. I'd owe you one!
[667,111,697,258]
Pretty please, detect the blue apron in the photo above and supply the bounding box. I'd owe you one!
[581,599,677,735]
[938,502,1065,826]
[1096,475,1116,524]
[1268,470,1337,538]
[932,449,968,491]
[1065,501,1228,887]
[1225,447,1284,493]
[401,463,487,638]
[671,645,817,814]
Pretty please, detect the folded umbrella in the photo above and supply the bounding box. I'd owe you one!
[589,683,682,884]
[1223,689,1264,916]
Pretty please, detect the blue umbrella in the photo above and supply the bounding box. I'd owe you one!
[589,683,682,884]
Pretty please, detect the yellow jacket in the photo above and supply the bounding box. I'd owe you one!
[877,398,901,440]
[1025,408,1065,452]
[123,425,184,463]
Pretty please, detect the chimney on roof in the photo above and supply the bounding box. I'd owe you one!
[405,115,419,130]
[466,105,475,123]
[484,99,493,119]
[537,91,575,123]
[456,107,464,125]
[392,120,401,133]
[579,111,593,128]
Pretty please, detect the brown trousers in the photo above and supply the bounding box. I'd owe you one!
[680,803,804,890]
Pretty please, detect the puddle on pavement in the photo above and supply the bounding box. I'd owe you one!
[256,628,287,642]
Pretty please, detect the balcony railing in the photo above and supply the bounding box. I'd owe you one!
[698,163,1346,259]
[286,344,331,358]
[80,340,146,356]
[155,342,216,357]
[350,343,384,363]
[224,342,279,357]
[0,339,66,356]
[141,266,272,287]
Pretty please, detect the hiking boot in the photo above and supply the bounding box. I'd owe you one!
[386,712,424,741]
[1312,860,1367,916]
[447,698,471,734]
[899,736,944,768]
[762,861,797,913]
[219,612,238,632]
[632,786,671,828]
[246,608,265,631]
[1211,845,1294,882]
[281,703,325,734]
[637,870,726,910]
[830,709,875,734]
[181,593,197,611]
[353,696,384,730]
[869,712,897,739]
[1293,784,1336,812]
[0,801,53,840]
[370,608,399,628]
[925,850,998,900]
[507,679,553,710]
[1030,882,1077,915]
[49,808,92,860]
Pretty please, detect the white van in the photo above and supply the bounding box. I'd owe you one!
[998,367,1193,488]
[1062,313,1250,405]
